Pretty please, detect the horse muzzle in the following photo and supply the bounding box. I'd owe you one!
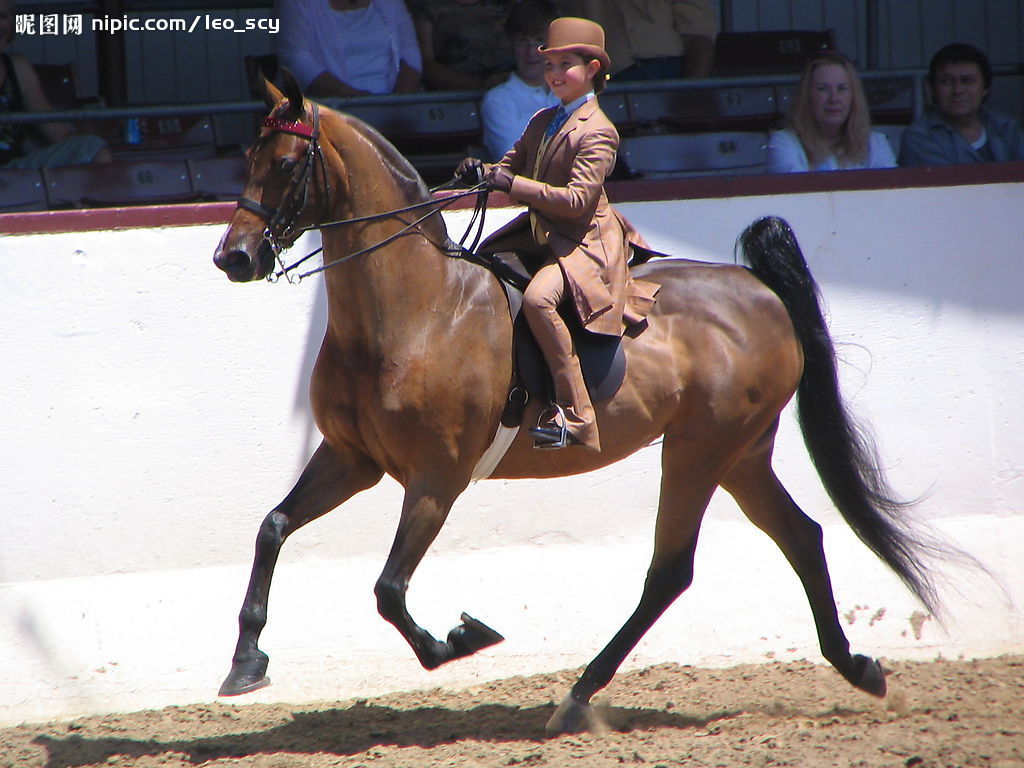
[213,239,277,283]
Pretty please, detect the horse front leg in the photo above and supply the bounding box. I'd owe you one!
[219,439,383,696]
[374,485,503,670]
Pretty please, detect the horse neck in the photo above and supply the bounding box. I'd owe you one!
[317,114,467,340]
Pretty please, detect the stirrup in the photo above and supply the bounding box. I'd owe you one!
[529,404,576,450]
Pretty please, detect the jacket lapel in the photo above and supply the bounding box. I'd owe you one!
[537,98,599,178]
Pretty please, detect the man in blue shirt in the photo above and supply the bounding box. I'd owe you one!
[899,43,1024,166]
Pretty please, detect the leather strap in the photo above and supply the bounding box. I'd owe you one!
[237,196,276,221]
[262,116,317,139]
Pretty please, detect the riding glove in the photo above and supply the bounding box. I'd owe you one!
[456,157,485,186]
[486,166,514,193]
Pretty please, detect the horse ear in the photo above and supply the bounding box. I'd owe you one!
[261,75,284,110]
[260,68,304,118]
[277,68,305,119]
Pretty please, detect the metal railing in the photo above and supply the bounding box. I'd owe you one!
[2,64,1021,127]
[0,68,972,125]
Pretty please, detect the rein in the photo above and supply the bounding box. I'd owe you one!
[275,181,490,283]
[238,104,490,284]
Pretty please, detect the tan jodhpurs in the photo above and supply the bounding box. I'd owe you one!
[522,260,600,450]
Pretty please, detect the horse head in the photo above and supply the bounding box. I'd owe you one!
[214,69,336,282]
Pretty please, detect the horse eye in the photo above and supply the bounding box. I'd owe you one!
[278,157,298,173]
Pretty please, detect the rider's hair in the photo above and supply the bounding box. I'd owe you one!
[580,54,608,94]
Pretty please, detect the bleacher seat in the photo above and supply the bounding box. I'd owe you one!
[714,30,836,75]
[344,99,483,185]
[43,160,198,208]
[875,124,906,157]
[598,91,632,132]
[625,84,783,132]
[620,132,769,178]
[106,114,219,162]
[864,77,916,124]
[187,155,247,201]
[344,99,481,146]
[0,168,48,212]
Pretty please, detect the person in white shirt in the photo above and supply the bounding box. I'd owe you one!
[481,0,560,160]
[768,51,896,173]
[276,0,422,97]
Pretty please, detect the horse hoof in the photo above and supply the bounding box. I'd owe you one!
[218,656,271,697]
[850,654,887,698]
[545,693,607,735]
[447,612,505,658]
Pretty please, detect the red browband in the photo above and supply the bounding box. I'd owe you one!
[262,116,316,139]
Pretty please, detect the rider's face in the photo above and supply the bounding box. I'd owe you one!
[544,51,599,104]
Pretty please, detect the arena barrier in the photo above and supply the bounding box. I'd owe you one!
[1,168,1021,725]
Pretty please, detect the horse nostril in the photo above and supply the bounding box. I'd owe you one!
[215,249,254,280]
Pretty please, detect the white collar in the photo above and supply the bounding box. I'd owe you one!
[560,91,595,116]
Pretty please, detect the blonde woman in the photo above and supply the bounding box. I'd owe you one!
[768,52,895,173]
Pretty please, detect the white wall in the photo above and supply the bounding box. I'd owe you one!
[0,182,1021,726]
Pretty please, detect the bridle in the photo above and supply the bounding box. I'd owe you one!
[235,103,489,284]
[237,106,331,261]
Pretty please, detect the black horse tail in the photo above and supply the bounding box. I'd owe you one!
[738,215,948,616]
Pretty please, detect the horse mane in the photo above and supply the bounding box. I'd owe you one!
[309,104,458,255]
[327,108,432,206]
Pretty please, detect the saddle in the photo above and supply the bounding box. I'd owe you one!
[507,284,626,426]
[463,246,665,430]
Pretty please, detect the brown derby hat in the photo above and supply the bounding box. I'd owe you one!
[539,16,611,72]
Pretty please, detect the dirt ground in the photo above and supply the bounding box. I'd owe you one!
[3,655,1022,768]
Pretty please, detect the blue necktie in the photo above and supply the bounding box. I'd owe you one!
[545,106,569,138]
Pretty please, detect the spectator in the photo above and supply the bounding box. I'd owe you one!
[0,0,109,168]
[768,51,896,173]
[899,42,1024,166]
[557,0,717,80]
[276,0,422,97]
[408,0,515,91]
[481,0,560,160]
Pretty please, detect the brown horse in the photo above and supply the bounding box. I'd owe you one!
[213,73,947,733]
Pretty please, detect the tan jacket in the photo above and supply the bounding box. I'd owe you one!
[483,98,659,337]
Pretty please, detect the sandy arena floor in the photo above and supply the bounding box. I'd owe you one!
[3,655,1022,768]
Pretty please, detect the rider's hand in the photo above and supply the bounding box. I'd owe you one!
[455,157,484,186]
[486,166,514,193]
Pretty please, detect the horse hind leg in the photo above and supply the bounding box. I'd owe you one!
[547,439,717,734]
[219,439,384,696]
[720,437,887,698]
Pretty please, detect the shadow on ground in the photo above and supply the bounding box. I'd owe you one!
[32,700,723,768]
